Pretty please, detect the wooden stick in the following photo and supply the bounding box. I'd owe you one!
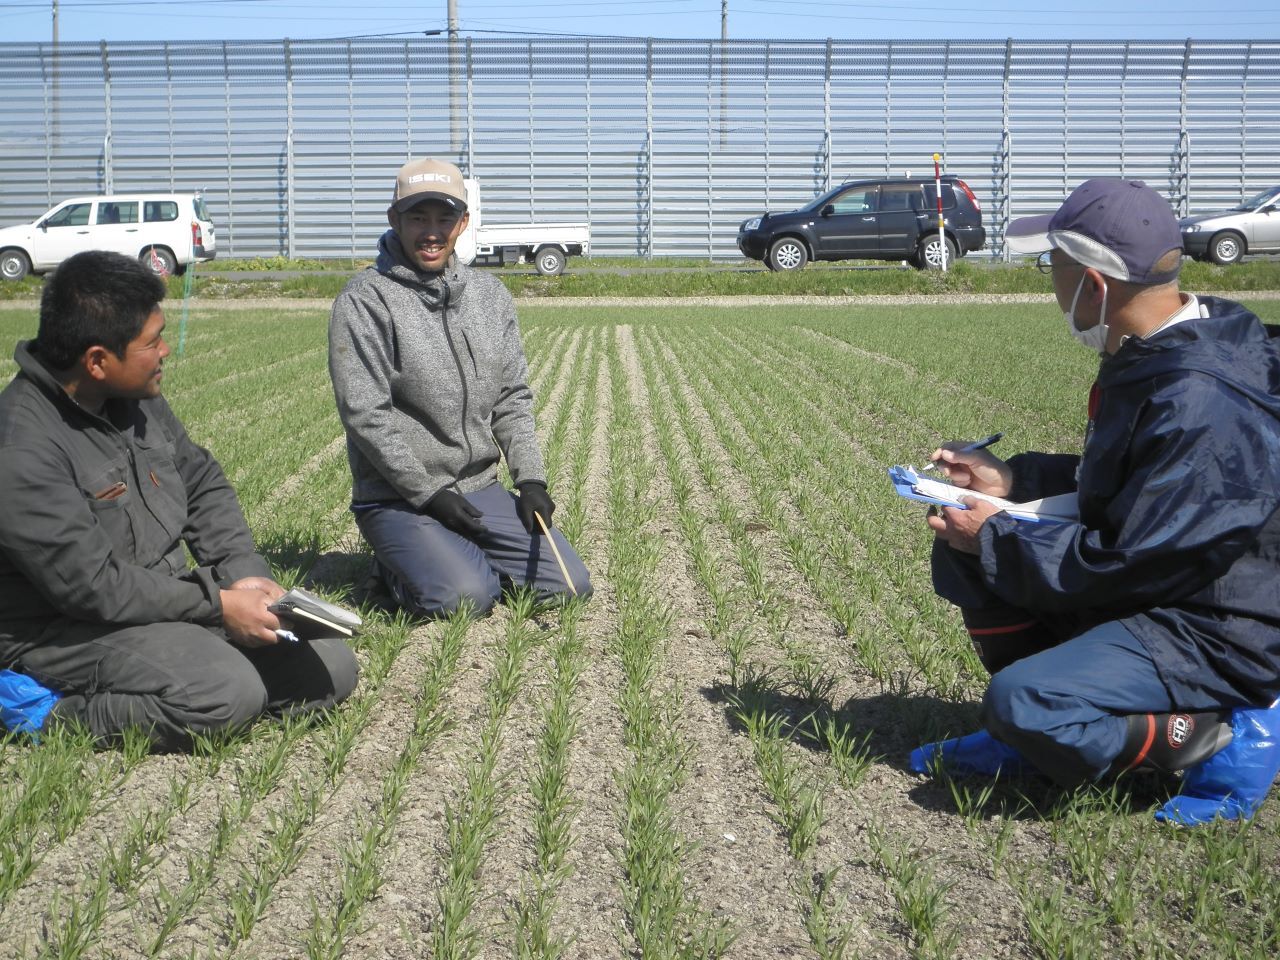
[535,511,578,596]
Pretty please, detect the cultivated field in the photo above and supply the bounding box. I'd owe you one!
[2,298,1279,959]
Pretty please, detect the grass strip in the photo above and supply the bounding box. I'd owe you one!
[603,337,735,958]
[303,608,473,960]
[671,328,977,699]
[509,601,588,960]
[635,326,865,956]
[215,609,420,955]
[430,591,544,960]
[866,825,960,960]
[0,725,149,910]
[4,258,1280,307]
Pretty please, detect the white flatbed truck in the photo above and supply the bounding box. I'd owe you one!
[454,178,589,276]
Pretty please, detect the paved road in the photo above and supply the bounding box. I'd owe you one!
[198,263,905,280]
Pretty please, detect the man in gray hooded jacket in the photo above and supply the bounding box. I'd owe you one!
[329,158,590,618]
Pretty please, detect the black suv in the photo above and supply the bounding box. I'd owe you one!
[737,175,986,271]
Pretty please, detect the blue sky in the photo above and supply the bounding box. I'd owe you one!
[2,0,1278,45]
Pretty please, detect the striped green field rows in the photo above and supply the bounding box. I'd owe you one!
[2,300,1279,959]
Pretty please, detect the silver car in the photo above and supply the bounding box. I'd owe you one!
[1180,186,1280,265]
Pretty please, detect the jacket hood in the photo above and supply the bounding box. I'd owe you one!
[375,230,468,306]
[13,340,74,406]
[1099,297,1280,420]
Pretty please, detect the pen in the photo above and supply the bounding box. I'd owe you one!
[922,432,1003,471]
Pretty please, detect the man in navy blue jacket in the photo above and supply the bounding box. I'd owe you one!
[914,179,1280,823]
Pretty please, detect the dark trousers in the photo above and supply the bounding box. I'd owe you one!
[931,537,1067,673]
[932,539,1224,786]
[983,622,1187,786]
[6,619,359,751]
[354,482,592,620]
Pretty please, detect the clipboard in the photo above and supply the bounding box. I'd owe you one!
[887,465,1078,524]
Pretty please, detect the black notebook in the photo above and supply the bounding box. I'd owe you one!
[269,587,362,639]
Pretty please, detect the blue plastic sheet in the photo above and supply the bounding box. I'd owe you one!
[909,729,1033,778]
[0,669,60,738]
[1155,699,1280,826]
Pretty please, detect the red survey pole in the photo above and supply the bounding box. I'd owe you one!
[933,152,947,272]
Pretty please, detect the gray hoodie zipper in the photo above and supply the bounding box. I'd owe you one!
[433,279,477,486]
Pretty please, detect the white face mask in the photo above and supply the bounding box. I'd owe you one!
[1065,272,1109,354]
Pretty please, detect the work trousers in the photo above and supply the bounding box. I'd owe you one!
[354,482,591,620]
[932,540,1230,786]
[5,619,359,751]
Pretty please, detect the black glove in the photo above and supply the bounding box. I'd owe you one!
[425,489,488,537]
[516,481,555,535]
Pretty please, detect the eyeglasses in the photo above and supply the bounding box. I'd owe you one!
[1036,251,1084,274]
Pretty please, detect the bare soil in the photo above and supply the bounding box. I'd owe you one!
[3,302,1278,959]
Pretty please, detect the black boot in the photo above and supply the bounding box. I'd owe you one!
[1111,711,1233,776]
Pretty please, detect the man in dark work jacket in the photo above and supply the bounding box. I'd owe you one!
[0,250,357,749]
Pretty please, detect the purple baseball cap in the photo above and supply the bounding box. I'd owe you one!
[1006,178,1183,284]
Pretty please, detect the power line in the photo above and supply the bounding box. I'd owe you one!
[0,0,285,6]
[4,0,1278,40]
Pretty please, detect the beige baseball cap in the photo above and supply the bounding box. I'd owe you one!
[391,158,467,213]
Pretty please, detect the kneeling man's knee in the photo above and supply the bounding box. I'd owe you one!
[194,656,269,734]
[559,562,592,601]
[981,663,1034,743]
[543,535,591,601]
[441,586,499,619]
[419,574,500,619]
[386,562,499,620]
[310,637,360,704]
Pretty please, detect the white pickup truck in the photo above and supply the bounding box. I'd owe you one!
[454,178,589,276]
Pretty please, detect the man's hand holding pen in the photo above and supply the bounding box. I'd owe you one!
[925,432,1013,498]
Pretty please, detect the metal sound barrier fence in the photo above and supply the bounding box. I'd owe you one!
[0,37,1278,260]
